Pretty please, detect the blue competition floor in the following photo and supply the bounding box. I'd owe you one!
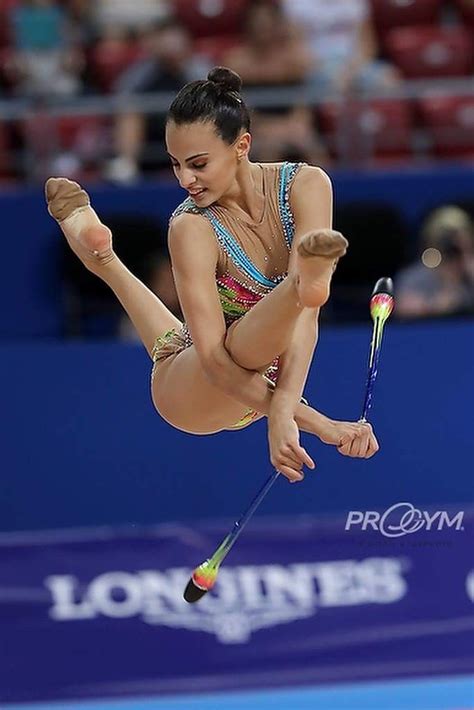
[5,675,474,710]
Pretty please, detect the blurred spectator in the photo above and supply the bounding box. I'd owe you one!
[106,19,210,183]
[8,0,83,98]
[66,0,97,48]
[281,0,399,96]
[222,0,326,163]
[92,0,171,35]
[396,206,474,319]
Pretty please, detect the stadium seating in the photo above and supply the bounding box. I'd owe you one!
[386,26,473,78]
[0,48,12,90]
[0,0,472,176]
[172,0,250,38]
[318,99,413,164]
[370,0,442,47]
[54,115,108,151]
[0,121,12,177]
[18,112,107,183]
[89,40,144,93]
[417,94,474,159]
[0,0,19,49]
[0,19,9,50]
[453,0,474,26]
[193,35,241,62]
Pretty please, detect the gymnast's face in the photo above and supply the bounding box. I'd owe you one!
[166,121,250,207]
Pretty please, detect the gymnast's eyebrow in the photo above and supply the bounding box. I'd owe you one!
[167,152,209,162]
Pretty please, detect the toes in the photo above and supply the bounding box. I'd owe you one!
[45,177,61,201]
[45,177,77,202]
[298,229,348,260]
[45,177,90,223]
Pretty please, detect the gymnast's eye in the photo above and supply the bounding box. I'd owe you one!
[192,162,207,170]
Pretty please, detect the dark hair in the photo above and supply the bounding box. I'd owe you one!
[167,67,251,144]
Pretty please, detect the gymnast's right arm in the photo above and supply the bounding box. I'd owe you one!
[168,213,271,399]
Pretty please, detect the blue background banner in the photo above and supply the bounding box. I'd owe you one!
[0,512,472,703]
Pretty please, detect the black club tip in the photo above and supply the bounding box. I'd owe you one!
[372,277,394,298]
[183,578,208,604]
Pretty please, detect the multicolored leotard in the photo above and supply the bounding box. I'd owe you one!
[152,161,305,427]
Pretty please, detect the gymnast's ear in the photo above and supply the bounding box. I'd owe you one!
[236,132,251,162]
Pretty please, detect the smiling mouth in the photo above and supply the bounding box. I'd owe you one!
[188,188,207,198]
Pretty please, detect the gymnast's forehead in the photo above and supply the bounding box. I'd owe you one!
[165,121,229,158]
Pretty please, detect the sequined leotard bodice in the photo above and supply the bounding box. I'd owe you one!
[171,161,304,337]
[151,161,305,426]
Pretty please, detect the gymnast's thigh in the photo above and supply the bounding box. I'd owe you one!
[151,346,251,435]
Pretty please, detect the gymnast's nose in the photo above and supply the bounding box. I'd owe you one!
[179,168,198,191]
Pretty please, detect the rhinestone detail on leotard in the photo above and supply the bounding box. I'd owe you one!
[171,162,302,299]
[279,162,301,250]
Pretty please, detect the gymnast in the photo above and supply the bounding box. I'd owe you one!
[46,67,379,483]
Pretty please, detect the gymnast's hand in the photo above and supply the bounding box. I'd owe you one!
[316,418,379,459]
[268,412,315,483]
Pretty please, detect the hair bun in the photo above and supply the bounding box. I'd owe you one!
[207,66,242,94]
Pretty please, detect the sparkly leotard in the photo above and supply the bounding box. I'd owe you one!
[152,161,305,426]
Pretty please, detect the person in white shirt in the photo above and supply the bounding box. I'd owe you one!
[282,0,399,95]
[94,0,170,33]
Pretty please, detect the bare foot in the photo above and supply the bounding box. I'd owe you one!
[296,229,348,308]
[45,177,114,275]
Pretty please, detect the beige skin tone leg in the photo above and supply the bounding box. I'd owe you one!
[46,179,376,480]
[225,229,346,371]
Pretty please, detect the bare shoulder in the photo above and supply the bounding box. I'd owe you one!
[168,211,217,252]
[168,211,218,273]
[292,165,332,197]
[168,210,213,240]
[289,165,333,232]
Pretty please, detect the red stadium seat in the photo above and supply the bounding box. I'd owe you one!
[453,0,474,26]
[0,0,17,48]
[0,121,9,155]
[370,0,442,49]
[318,99,413,164]
[0,121,13,177]
[386,26,473,78]
[55,115,108,152]
[193,35,241,62]
[172,0,249,38]
[89,41,144,93]
[0,20,9,50]
[370,0,442,31]
[21,113,107,182]
[0,47,19,91]
[21,114,107,149]
[417,94,474,159]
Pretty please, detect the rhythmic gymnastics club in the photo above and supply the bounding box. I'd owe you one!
[183,276,394,604]
[361,277,394,422]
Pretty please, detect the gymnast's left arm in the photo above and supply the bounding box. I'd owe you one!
[269,165,332,418]
[270,165,379,457]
